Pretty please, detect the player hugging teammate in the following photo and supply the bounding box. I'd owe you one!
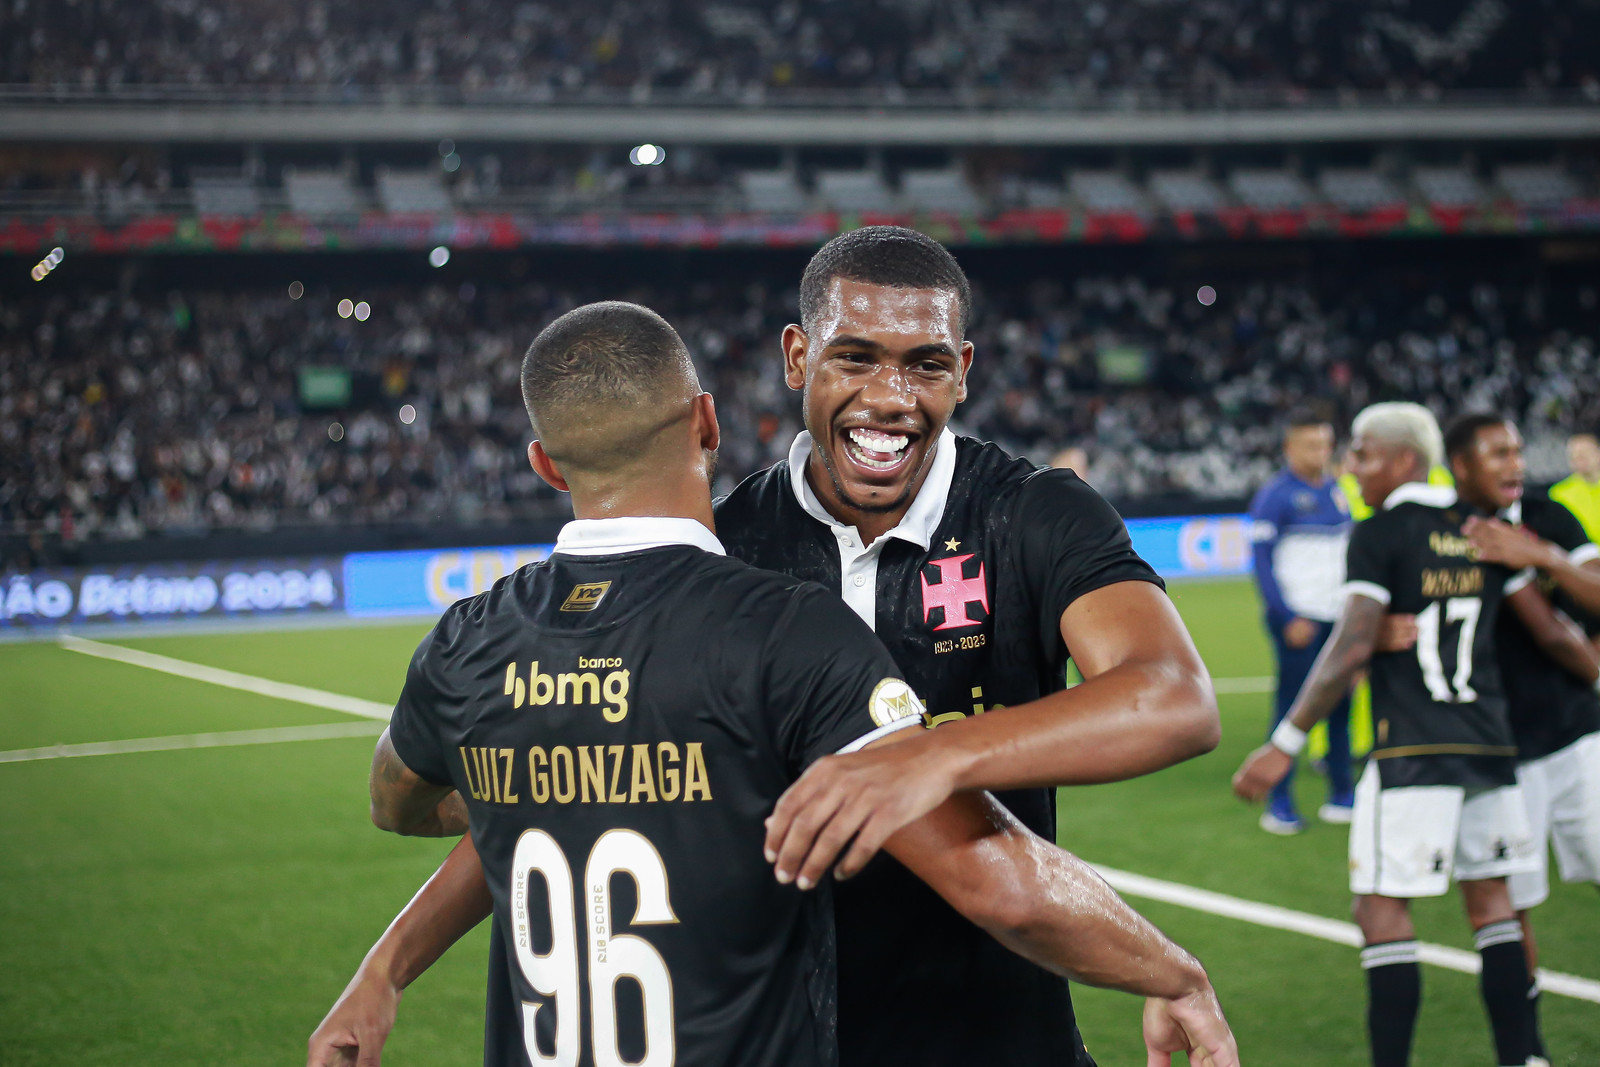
[1237,403,1600,1067]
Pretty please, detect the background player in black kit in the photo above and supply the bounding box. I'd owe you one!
[312,228,1224,1067]
[309,301,1238,1067]
[1233,402,1595,1067]
[1384,414,1600,1063]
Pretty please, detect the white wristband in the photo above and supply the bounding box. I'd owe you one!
[1271,720,1308,757]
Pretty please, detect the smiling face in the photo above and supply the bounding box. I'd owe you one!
[1454,420,1526,512]
[783,278,973,534]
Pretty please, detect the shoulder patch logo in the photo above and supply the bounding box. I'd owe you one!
[868,677,927,729]
[560,581,612,612]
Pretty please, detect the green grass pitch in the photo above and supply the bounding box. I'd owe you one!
[1,578,1596,1065]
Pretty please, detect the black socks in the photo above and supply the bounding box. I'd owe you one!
[1475,920,1531,1067]
[1362,941,1422,1067]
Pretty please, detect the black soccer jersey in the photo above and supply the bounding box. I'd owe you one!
[1499,493,1600,760]
[1343,484,1526,789]
[714,432,1165,1067]
[387,521,926,1067]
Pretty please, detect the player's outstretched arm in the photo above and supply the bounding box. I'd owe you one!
[886,791,1239,1067]
[1505,583,1600,684]
[1232,593,1384,803]
[308,834,492,1067]
[1466,515,1600,616]
[765,582,1216,881]
[369,728,469,837]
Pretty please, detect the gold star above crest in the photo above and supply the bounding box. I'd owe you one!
[943,538,961,552]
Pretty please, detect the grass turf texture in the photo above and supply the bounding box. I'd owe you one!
[0,580,1594,1066]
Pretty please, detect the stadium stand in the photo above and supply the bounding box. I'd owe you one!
[4,0,1598,100]
[3,254,1595,555]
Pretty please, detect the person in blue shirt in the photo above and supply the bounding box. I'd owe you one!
[1249,410,1355,833]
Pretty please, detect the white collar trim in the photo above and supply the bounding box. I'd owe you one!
[1500,500,1522,524]
[1382,482,1457,510]
[554,517,725,557]
[785,427,958,550]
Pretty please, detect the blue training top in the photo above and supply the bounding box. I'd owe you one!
[1248,468,1352,627]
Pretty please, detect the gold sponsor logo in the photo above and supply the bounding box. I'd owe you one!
[505,659,630,722]
[560,581,612,612]
[1428,532,1478,559]
[868,677,928,729]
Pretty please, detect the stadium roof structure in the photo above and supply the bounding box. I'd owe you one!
[4,93,1600,146]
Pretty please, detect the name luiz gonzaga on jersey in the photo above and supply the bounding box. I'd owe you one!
[461,656,713,806]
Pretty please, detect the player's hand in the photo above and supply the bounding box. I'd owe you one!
[1282,617,1317,649]
[1463,516,1548,570]
[764,732,959,888]
[1375,613,1418,653]
[1231,743,1294,802]
[307,968,401,1067]
[1143,986,1240,1067]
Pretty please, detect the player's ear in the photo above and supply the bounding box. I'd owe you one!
[692,391,721,455]
[781,324,808,392]
[954,340,974,403]
[528,440,570,493]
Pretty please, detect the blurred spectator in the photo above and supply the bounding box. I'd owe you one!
[2,258,1596,552]
[3,1,1596,102]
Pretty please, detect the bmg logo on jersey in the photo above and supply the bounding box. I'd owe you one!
[920,553,990,631]
[504,658,629,721]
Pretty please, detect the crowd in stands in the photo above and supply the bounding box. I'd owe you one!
[3,255,1596,549]
[5,0,1598,102]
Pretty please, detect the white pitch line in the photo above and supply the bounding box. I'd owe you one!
[1092,864,1600,1005]
[0,721,386,764]
[56,634,392,720]
[1211,676,1274,694]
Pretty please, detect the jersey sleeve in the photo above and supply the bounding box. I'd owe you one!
[1013,467,1166,634]
[386,621,456,787]
[1248,480,1293,626]
[761,583,928,775]
[1341,514,1395,606]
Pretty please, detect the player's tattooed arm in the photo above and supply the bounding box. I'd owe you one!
[886,791,1240,1067]
[369,728,466,837]
[1506,583,1600,685]
[308,834,492,1067]
[1232,592,1384,802]
[1466,515,1600,616]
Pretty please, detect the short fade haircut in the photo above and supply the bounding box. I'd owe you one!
[520,301,700,472]
[1351,402,1444,470]
[1444,413,1512,462]
[798,225,972,336]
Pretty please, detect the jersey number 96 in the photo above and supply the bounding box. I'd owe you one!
[511,828,679,1067]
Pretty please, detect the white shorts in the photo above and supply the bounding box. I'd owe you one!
[1509,731,1600,911]
[1349,762,1539,898]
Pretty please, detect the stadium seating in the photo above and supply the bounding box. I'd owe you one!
[1412,166,1486,208]
[1495,163,1582,207]
[1147,171,1227,214]
[189,170,262,217]
[375,168,453,214]
[283,168,365,216]
[900,169,983,214]
[1228,170,1314,211]
[1067,171,1149,215]
[738,170,808,213]
[814,169,896,214]
[1317,169,1406,212]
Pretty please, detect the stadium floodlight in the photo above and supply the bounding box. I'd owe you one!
[327,422,345,442]
[399,404,417,425]
[337,299,354,319]
[630,144,665,166]
[288,281,305,300]
[354,301,371,321]
[1197,285,1217,306]
[429,246,451,268]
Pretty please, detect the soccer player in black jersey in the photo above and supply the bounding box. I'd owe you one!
[312,228,1225,1067]
[1394,414,1600,1063]
[1233,402,1596,1067]
[309,301,1237,1067]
